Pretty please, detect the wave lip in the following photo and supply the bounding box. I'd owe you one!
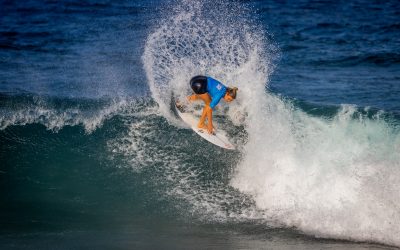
[0,94,152,133]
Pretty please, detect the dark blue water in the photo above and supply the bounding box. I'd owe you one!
[265,0,400,112]
[1,0,399,109]
[1,0,399,249]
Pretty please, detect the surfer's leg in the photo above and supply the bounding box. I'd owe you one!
[198,107,208,129]
[197,93,212,128]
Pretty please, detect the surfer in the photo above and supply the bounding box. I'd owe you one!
[187,75,238,134]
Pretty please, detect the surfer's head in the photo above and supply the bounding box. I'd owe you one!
[224,87,238,102]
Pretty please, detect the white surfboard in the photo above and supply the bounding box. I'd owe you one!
[174,101,235,150]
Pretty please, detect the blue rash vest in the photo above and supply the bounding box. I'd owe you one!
[207,77,227,110]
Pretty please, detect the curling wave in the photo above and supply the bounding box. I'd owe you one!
[143,0,400,247]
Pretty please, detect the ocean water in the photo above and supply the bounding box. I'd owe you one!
[1,0,399,249]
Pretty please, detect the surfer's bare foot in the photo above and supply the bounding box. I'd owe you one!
[198,123,214,134]
[198,123,207,130]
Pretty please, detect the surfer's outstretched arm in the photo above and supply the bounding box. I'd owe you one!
[187,94,200,101]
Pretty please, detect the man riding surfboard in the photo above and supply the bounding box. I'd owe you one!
[186,75,238,134]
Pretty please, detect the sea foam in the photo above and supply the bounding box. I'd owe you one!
[143,0,400,247]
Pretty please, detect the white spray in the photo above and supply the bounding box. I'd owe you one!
[143,0,400,247]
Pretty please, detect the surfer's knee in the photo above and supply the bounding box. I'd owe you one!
[197,93,211,104]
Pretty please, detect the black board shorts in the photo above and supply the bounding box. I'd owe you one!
[190,75,207,94]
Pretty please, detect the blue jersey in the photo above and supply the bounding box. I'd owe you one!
[207,77,227,109]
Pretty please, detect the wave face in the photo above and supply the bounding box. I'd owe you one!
[143,0,400,247]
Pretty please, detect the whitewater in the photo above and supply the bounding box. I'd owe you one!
[143,0,400,247]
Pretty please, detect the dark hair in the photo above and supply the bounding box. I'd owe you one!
[227,87,238,99]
